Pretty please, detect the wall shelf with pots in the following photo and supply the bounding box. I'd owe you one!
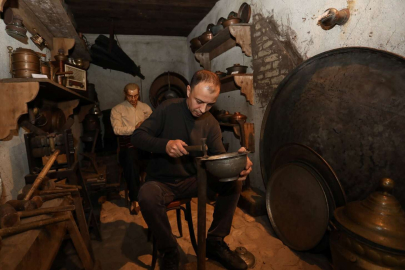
[0,78,94,140]
[219,73,254,105]
[195,23,252,71]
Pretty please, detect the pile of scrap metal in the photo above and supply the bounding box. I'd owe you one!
[90,35,144,79]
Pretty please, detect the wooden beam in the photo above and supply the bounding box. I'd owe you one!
[66,0,218,8]
[10,0,54,49]
[22,0,90,60]
[77,26,192,36]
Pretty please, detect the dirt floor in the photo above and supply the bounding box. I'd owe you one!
[89,192,332,270]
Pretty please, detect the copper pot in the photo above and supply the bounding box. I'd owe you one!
[12,62,40,70]
[8,47,40,78]
[217,110,232,123]
[40,62,51,78]
[198,31,213,45]
[330,178,405,269]
[223,18,241,28]
[229,112,247,124]
[226,64,248,75]
[190,37,202,53]
[215,71,227,79]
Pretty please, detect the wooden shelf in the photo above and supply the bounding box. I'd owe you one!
[0,78,94,104]
[195,24,252,70]
[0,78,94,140]
[220,74,254,105]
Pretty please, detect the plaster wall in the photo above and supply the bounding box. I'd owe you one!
[0,19,51,202]
[187,0,405,191]
[84,35,189,111]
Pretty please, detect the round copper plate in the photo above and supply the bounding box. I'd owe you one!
[238,3,251,23]
[260,47,405,208]
[149,72,188,108]
[271,143,346,209]
[266,162,330,251]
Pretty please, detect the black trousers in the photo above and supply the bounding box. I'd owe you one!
[119,147,141,202]
[138,176,242,251]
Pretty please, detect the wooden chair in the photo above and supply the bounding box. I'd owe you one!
[148,198,198,270]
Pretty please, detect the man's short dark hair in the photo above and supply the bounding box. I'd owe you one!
[190,70,220,93]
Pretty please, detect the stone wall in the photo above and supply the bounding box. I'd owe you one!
[252,13,303,108]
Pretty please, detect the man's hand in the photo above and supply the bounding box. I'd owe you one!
[237,147,253,181]
[166,140,189,158]
[135,121,143,129]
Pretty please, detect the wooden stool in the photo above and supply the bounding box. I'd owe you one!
[148,198,198,270]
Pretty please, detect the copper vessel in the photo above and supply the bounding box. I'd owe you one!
[8,46,40,78]
[330,178,405,269]
[198,31,213,45]
[223,18,241,28]
[229,112,247,124]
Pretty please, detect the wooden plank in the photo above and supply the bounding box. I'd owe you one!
[22,0,90,60]
[243,123,255,153]
[0,82,39,140]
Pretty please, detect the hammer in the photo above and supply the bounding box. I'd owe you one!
[0,204,75,228]
[8,192,72,211]
[17,188,78,200]
[184,138,208,157]
[0,214,70,251]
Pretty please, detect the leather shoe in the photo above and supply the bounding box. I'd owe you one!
[206,239,248,270]
[161,248,179,270]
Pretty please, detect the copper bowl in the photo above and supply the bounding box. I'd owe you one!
[223,18,241,28]
[211,24,224,36]
[228,11,238,19]
[217,110,232,123]
[206,23,215,32]
[198,31,213,45]
[226,64,248,75]
[217,17,226,25]
[190,37,202,53]
[203,152,248,182]
[229,112,247,124]
[215,71,227,79]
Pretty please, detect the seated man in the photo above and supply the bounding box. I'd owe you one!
[132,70,253,270]
[111,83,152,215]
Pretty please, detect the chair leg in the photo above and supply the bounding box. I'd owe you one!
[185,202,198,254]
[124,181,129,208]
[151,235,157,270]
[147,228,152,242]
[176,208,183,237]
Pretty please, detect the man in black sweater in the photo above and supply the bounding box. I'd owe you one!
[132,70,253,270]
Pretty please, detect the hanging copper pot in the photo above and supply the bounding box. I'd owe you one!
[330,178,405,269]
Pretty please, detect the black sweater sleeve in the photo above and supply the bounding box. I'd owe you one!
[131,103,169,153]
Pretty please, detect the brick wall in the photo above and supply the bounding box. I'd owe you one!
[252,14,303,108]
